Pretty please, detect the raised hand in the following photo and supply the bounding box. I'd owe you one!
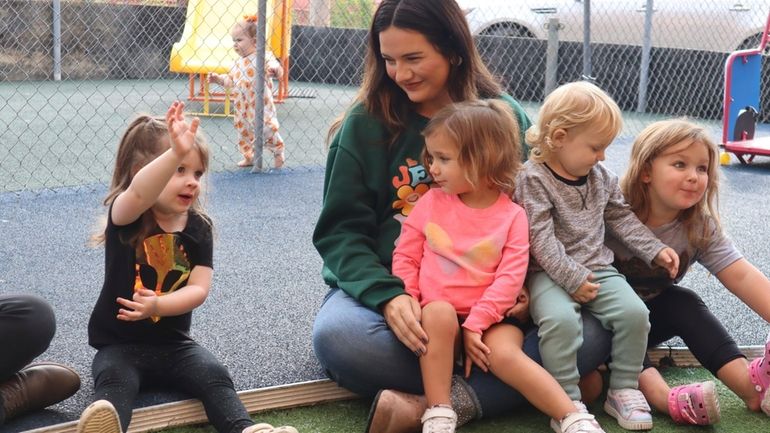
[165,101,199,158]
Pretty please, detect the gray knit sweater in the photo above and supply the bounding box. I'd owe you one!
[514,161,666,293]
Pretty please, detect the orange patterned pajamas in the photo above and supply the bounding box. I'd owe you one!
[228,53,285,163]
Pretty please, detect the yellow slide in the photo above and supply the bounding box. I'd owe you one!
[169,0,290,75]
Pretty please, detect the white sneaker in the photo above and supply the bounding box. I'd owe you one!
[421,404,457,433]
[551,401,605,433]
[604,388,653,430]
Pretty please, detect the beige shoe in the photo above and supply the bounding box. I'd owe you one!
[365,389,426,433]
[243,422,299,433]
[77,400,121,433]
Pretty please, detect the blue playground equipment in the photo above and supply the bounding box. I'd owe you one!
[721,11,770,165]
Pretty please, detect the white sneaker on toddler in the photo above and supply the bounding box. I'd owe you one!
[421,404,457,433]
[550,400,605,433]
[604,388,653,430]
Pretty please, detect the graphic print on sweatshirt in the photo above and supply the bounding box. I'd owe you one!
[425,222,502,283]
[134,233,191,322]
[391,157,432,244]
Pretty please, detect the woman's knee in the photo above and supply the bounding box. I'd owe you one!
[0,294,55,349]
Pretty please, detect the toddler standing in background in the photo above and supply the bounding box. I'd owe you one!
[210,15,285,169]
[392,100,606,433]
[514,81,679,432]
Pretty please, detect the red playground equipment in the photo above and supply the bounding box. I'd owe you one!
[720,11,770,165]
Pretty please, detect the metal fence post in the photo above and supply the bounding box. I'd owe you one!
[252,0,268,173]
[545,18,561,97]
[582,0,593,81]
[52,0,61,81]
[637,0,655,112]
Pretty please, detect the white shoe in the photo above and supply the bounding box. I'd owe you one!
[421,405,457,433]
[551,401,605,433]
[604,388,653,430]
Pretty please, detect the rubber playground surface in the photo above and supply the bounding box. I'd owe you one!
[2,79,770,432]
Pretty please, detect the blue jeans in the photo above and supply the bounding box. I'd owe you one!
[312,289,612,418]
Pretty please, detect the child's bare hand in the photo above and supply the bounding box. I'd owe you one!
[571,275,600,303]
[654,247,680,279]
[463,329,490,378]
[116,288,158,321]
[505,286,530,322]
[165,101,199,158]
[208,73,223,86]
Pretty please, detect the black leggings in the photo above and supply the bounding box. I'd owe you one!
[92,341,253,433]
[643,285,744,376]
[0,294,56,381]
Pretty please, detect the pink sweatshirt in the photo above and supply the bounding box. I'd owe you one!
[392,188,529,334]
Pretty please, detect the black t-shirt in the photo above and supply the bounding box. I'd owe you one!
[88,208,213,349]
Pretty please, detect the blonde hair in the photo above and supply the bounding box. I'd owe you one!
[621,118,721,250]
[422,100,521,195]
[91,115,210,246]
[527,81,623,162]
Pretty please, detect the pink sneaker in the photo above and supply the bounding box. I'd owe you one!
[667,381,720,425]
[748,332,770,416]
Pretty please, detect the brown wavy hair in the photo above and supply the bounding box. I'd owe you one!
[422,100,521,196]
[328,0,502,144]
[91,115,210,247]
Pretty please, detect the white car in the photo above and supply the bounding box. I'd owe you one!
[456,0,770,52]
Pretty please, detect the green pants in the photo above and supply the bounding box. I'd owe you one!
[529,267,650,400]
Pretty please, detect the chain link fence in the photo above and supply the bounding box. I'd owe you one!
[1,0,769,193]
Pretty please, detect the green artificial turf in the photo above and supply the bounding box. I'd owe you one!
[162,368,769,433]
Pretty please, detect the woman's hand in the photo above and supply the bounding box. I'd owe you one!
[505,286,530,322]
[382,294,428,356]
[463,329,490,378]
[116,288,158,321]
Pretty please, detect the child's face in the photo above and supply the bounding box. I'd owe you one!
[643,139,710,217]
[548,126,611,180]
[425,130,473,197]
[154,150,205,216]
[231,25,256,58]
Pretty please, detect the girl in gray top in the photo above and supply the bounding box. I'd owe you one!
[609,118,770,425]
[514,82,679,432]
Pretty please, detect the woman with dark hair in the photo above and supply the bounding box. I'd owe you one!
[311,0,611,431]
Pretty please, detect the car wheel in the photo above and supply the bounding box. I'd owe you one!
[480,22,535,39]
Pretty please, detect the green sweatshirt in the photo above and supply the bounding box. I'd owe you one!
[313,94,532,310]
